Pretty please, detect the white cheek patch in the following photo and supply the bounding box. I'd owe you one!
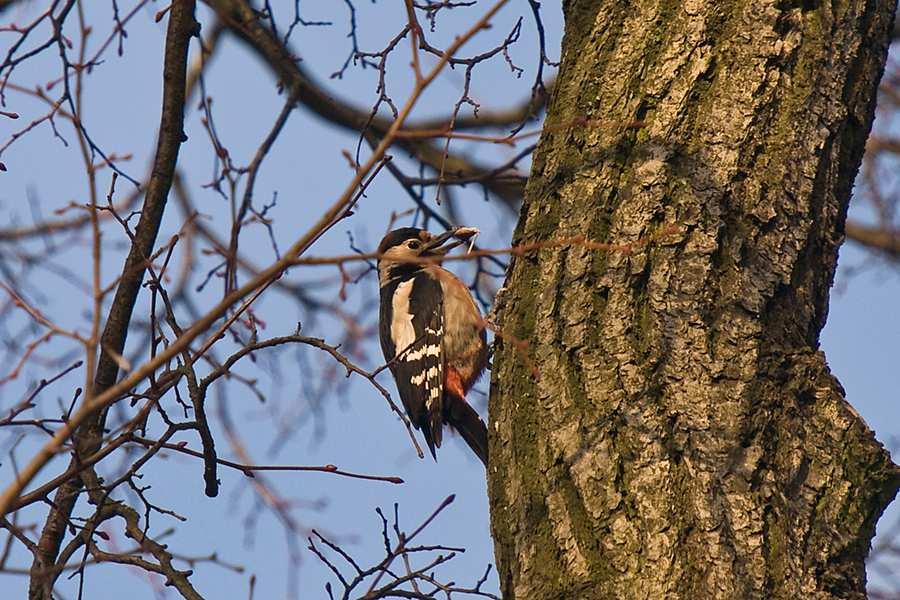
[390,280,416,355]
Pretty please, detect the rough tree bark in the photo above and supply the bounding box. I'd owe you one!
[489,2,900,599]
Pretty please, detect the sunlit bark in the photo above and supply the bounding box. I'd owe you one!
[490,2,900,598]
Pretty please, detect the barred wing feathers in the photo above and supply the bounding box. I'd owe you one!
[379,274,445,458]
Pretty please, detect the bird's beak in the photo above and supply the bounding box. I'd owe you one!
[422,228,475,255]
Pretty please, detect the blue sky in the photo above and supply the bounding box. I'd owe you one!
[0,2,897,598]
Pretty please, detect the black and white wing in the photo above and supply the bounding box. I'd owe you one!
[379,274,444,457]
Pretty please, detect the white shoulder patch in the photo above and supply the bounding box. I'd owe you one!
[390,279,416,355]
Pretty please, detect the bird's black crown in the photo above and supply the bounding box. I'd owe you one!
[377,228,427,254]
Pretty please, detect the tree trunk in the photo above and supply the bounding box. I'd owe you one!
[488,2,900,598]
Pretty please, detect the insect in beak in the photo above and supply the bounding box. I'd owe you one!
[422,227,479,255]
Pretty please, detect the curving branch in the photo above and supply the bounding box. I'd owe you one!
[27,3,199,597]
[845,221,900,256]
[204,0,534,207]
[0,0,511,523]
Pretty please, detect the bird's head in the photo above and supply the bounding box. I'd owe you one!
[376,227,477,282]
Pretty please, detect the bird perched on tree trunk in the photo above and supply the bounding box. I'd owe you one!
[377,227,489,466]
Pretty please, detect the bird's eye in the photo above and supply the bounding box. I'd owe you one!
[407,240,421,250]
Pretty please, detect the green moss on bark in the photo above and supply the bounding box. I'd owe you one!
[490,1,899,598]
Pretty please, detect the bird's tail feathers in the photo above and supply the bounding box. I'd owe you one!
[428,397,443,452]
[419,418,439,460]
[445,394,488,467]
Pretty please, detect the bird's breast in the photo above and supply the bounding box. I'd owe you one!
[438,275,486,384]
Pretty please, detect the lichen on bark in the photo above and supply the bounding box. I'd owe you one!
[489,1,900,598]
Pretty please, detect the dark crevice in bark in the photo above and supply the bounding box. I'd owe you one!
[490,1,900,598]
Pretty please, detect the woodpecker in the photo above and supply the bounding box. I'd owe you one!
[377,227,489,466]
